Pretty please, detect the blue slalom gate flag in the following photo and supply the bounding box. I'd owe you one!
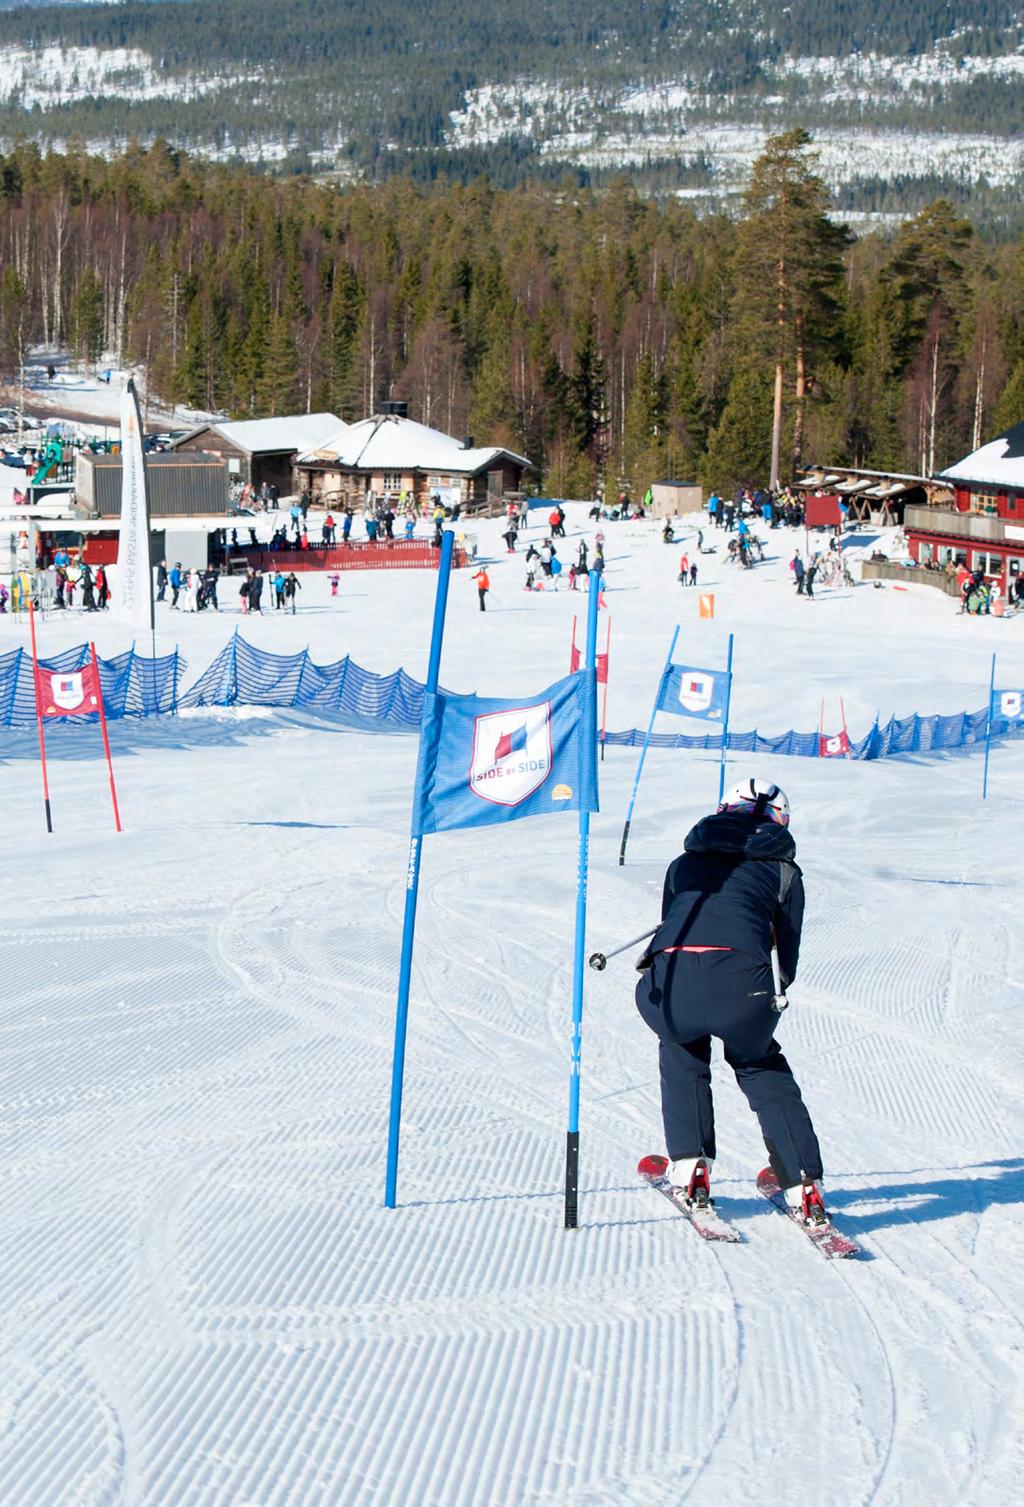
[412,671,598,835]
[659,663,728,720]
[991,688,1024,720]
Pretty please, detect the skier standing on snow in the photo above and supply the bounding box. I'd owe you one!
[634,778,827,1224]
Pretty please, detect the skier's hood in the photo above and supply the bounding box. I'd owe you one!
[683,811,796,862]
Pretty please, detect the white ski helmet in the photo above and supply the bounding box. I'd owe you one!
[718,777,790,826]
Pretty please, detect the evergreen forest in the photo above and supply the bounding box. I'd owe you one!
[0,0,1021,206]
[2,136,1024,494]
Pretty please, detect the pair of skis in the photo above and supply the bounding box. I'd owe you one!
[638,1154,860,1259]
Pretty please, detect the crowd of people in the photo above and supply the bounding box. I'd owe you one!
[707,485,807,531]
[156,560,222,612]
[957,565,1024,615]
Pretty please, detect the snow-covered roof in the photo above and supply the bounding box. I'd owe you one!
[938,421,1024,489]
[179,414,343,455]
[298,413,532,475]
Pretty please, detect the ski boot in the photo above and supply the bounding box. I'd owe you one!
[784,1177,828,1227]
[669,1156,713,1210]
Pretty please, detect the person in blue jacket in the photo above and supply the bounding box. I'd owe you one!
[169,562,182,608]
[635,778,826,1223]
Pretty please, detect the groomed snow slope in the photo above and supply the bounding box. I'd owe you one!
[1,509,1023,1505]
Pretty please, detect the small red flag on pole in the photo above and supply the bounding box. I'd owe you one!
[27,599,53,834]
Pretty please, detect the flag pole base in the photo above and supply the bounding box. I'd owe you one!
[563,1130,580,1229]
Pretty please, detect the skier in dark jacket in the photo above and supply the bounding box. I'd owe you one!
[635,777,826,1223]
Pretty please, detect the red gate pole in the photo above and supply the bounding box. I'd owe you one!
[90,641,122,833]
[27,599,53,833]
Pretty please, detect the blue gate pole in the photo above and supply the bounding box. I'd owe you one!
[618,625,679,865]
[982,652,997,801]
[564,568,602,1229]
[716,632,735,805]
[385,529,455,1208]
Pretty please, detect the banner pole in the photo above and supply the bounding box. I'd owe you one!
[569,614,577,674]
[599,615,611,763]
[91,642,122,833]
[619,624,679,865]
[982,652,997,801]
[385,528,455,1208]
[27,599,53,834]
[840,695,850,758]
[565,567,601,1229]
[716,632,735,805]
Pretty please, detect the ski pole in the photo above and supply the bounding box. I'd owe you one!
[588,926,658,971]
[770,941,788,1012]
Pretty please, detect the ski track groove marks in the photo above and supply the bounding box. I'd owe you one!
[122,1307,737,1505]
[0,1359,123,1507]
[832,1035,1007,1150]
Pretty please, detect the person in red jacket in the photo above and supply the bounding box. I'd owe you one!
[472,568,490,611]
[679,553,689,585]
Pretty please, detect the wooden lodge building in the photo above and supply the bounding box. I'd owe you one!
[297,403,534,510]
[172,413,340,493]
[794,464,939,524]
[903,422,1024,592]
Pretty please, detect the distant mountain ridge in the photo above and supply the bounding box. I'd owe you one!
[0,0,1022,217]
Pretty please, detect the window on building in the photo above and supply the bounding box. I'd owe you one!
[972,550,1003,575]
[919,542,934,563]
[382,473,402,491]
[1009,557,1022,578]
[970,490,999,515]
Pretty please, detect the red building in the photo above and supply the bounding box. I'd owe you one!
[905,421,1024,593]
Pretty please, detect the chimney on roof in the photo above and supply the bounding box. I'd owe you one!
[463,435,474,449]
[380,400,408,418]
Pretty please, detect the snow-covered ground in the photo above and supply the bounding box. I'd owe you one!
[446,67,1024,194]
[5,351,217,435]
[0,44,252,108]
[2,507,1023,1504]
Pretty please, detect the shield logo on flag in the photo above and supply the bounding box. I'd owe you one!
[50,672,85,711]
[825,734,845,755]
[679,672,715,715]
[1001,691,1022,719]
[470,701,553,806]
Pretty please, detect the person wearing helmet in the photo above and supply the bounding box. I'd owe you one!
[635,777,826,1224]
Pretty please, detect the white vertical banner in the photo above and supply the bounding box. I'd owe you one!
[118,378,154,631]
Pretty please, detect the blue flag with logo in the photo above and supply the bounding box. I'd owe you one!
[658,663,728,721]
[412,671,598,835]
[992,688,1024,720]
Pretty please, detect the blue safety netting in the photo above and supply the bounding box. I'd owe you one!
[601,707,1018,760]
[2,632,1021,763]
[179,632,433,728]
[0,644,184,725]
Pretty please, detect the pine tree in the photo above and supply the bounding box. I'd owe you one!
[732,130,850,485]
[992,361,1024,434]
[621,351,668,496]
[699,365,776,495]
[258,311,301,415]
[68,265,104,370]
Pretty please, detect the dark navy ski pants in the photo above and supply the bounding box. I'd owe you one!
[635,948,822,1187]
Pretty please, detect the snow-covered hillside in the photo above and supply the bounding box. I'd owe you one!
[1,507,1023,1504]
